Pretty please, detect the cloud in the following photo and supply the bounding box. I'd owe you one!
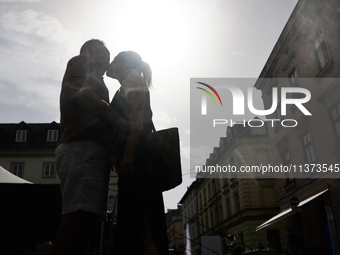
[0,9,75,43]
[190,145,211,166]
[0,0,42,2]
[0,7,82,122]
[152,110,177,130]
[180,143,190,160]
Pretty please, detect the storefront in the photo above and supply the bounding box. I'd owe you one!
[256,186,340,254]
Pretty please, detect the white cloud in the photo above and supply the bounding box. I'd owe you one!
[0,7,82,122]
[0,9,74,43]
[190,145,211,166]
[180,144,190,160]
[152,110,178,130]
[0,0,42,2]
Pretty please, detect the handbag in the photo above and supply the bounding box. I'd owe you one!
[110,87,182,192]
[145,123,182,192]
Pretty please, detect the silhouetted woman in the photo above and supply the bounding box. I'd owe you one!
[107,51,168,255]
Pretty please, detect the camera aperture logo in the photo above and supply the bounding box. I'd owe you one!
[195,81,312,128]
[196,82,223,115]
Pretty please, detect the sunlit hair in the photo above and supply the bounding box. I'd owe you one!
[80,39,108,55]
[114,51,152,88]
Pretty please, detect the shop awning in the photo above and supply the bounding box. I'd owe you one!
[0,165,32,184]
[256,189,328,231]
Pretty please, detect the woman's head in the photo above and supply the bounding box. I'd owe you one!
[107,51,152,88]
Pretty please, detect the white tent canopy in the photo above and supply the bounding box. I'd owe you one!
[0,165,32,184]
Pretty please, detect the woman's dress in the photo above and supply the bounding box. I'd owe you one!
[110,87,169,255]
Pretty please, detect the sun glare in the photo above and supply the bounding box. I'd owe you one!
[111,0,188,72]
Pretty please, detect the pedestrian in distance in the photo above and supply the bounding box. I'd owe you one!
[227,235,242,255]
[257,242,265,250]
[287,229,301,255]
[268,236,277,251]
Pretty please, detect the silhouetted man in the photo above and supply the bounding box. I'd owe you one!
[52,39,122,255]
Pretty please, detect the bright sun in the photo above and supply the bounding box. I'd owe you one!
[111,0,188,72]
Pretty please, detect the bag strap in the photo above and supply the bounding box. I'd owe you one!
[144,88,156,133]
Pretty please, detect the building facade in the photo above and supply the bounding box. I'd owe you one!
[179,181,200,255]
[255,0,340,254]
[166,206,185,253]
[0,121,118,213]
[196,122,285,252]
[0,121,61,184]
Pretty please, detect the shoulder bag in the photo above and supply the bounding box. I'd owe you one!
[144,122,182,192]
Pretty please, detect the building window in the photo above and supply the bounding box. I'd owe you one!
[315,30,330,70]
[219,204,223,221]
[215,207,219,225]
[302,131,316,164]
[281,150,294,182]
[12,163,24,177]
[203,189,207,205]
[288,66,303,99]
[47,130,58,142]
[331,103,340,147]
[15,130,27,142]
[210,211,214,228]
[288,66,300,87]
[43,163,56,177]
[208,184,211,200]
[235,193,241,213]
[226,199,232,217]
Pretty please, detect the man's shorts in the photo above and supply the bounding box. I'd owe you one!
[55,141,111,218]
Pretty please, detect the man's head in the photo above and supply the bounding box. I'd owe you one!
[80,39,110,76]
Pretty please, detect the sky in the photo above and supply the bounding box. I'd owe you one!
[0,0,298,210]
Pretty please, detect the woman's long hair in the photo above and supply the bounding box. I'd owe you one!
[114,51,152,88]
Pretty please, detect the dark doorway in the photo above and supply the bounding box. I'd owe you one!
[267,229,282,253]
